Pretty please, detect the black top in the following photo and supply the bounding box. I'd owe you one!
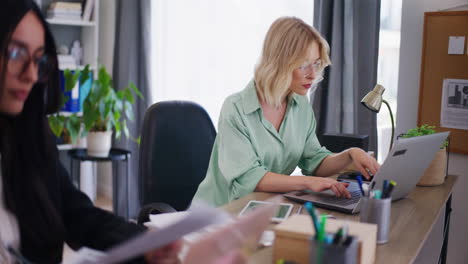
[20,160,146,263]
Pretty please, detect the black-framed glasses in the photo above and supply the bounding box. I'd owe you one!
[7,44,52,83]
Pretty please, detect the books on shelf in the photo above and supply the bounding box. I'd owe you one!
[58,54,77,69]
[47,1,82,21]
[82,0,95,21]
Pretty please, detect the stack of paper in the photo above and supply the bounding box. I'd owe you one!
[58,55,77,69]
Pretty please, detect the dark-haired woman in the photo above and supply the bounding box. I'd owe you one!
[0,0,181,263]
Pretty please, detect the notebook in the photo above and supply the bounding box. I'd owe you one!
[284,132,450,214]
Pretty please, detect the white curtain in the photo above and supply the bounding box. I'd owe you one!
[151,0,314,127]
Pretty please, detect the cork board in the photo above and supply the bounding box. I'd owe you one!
[419,11,468,154]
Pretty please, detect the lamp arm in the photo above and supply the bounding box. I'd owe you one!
[382,99,395,153]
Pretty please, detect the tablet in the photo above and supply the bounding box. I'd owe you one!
[238,200,293,223]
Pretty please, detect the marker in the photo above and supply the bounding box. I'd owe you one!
[304,202,320,239]
[356,175,365,196]
[373,190,382,200]
[383,180,389,193]
[341,224,349,245]
[383,180,397,198]
[333,227,343,244]
[318,214,327,242]
[362,183,369,196]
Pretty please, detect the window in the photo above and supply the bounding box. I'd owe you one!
[151,0,314,127]
[376,0,402,162]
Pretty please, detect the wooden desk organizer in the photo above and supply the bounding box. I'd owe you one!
[273,215,377,264]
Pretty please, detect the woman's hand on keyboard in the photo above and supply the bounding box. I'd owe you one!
[306,177,351,198]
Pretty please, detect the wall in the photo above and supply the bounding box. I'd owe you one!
[96,0,116,199]
[397,1,468,263]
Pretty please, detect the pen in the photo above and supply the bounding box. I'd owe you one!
[304,202,320,239]
[318,214,327,242]
[296,205,303,214]
[370,181,376,192]
[356,175,365,196]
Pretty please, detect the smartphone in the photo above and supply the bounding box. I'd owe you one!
[238,200,293,223]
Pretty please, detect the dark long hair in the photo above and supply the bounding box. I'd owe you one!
[0,0,64,257]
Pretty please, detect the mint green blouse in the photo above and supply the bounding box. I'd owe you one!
[193,80,331,206]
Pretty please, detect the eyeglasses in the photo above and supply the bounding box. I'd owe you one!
[7,44,52,83]
[298,60,322,77]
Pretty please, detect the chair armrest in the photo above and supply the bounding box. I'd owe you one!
[137,202,177,225]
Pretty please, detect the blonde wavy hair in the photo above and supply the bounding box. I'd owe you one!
[254,17,331,108]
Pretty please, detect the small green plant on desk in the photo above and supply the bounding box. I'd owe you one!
[400,124,448,148]
[400,124,449,186]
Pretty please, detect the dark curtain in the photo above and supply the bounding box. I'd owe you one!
[113,0,151,219]
[312,0,381,153]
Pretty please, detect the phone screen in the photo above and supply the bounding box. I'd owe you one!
[240,201,292,221]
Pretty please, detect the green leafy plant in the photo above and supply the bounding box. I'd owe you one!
[81,66,143,142]
[400,124,448,148]
[48,65,143,144]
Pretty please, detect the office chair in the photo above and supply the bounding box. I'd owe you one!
[137,101,216,224]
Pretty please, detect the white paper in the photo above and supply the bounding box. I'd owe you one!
[182,196,280,264]
[448,36,465,55]
[146,211,189,229]
[66,203,231,264]
[440,79,468,130]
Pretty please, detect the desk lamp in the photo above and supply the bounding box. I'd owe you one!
[361,84,395,153]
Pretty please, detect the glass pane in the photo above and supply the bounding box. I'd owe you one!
[151,0,314,128]
[377,0,402,162]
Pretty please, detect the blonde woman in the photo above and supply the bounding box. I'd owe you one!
[193,17,380,207]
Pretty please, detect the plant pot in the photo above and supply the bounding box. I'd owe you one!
[417,148,447,186]
[87,131,113,157]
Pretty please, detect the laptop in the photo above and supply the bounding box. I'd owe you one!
[284,131,450,214]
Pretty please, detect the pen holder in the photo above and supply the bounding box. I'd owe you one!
[359,197,391,244]
[309,235,358,264]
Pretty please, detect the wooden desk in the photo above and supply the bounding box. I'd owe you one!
[222,175,457,264]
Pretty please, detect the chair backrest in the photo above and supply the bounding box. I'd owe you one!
[138,101,216,211]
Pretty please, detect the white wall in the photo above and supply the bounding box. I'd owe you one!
[397,1,468,263]
[97,0,116,199]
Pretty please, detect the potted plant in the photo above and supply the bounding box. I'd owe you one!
[81,65,143,157]
[400,124,449,186]
[48,65,143,157]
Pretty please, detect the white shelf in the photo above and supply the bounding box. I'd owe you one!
[58,64,96,71]
[59,111,83,117]
[46,18,95,27]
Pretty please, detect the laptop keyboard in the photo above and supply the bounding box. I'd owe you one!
[316,189,362,206]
